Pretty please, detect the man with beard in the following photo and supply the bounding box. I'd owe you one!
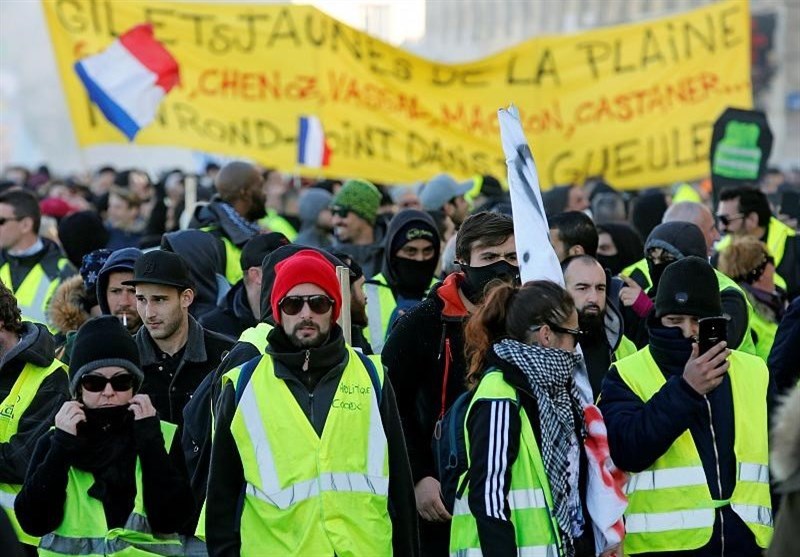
[190,161,267,284]
[126,250,233,426]
[562,254,625,397]
[364,210,441,354]
[382,211,519,557]
[95,247,143,335]
[206,249,418,555]
[329,179,385,278]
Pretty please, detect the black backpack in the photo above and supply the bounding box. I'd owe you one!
[431,389,474,514]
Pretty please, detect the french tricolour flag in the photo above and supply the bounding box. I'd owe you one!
[74,24,179,141]
[297,116,331,167]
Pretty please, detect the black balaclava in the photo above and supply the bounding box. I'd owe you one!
[382,210,441,299]
[460,260,521,303]
[644,222,707,292]
[596,223,644,275]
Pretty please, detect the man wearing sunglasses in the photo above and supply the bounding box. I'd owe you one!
[0,283,69,548]
[329,178,385,279]
[206,249,418,555]
[716,187,798,300]
[0,189,76,329]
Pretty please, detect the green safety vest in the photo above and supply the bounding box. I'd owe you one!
[225,347,391,556]
[0,261,66,330]
[0,358,66,546]
[199,226,244,285]
[258,209,297,242]
[450,371,562,557]
[38,421,183,556]
[712,120,763,180]
[616,347,773,553]
[716,217,795,292]
[363,273,437,354]
[749,308,778,363]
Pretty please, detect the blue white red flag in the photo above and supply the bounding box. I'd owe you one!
[74,24,179,141]
[297,116,331,168]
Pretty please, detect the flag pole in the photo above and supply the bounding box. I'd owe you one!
[336,266,352,345]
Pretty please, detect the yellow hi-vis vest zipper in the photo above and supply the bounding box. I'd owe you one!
[615,347,773,553]
[0,358,66,546]
[38,421,184,556]
[0,263,60,328]
[449,371,562,557]
[227,347,391,556]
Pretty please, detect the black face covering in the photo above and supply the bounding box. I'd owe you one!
[647,261,670,292]
[460,260,520,303]
[391,258,437,298]
[597,254,623,276]
[79,405,134,437]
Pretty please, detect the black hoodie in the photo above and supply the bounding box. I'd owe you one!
[0,323,69,484]
[162,230,230,320]
[96,247,142,315]
[378,209,440,299]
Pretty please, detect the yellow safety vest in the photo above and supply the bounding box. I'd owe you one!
[615,347,773,553]
[748,308,778,363]
[258,209,298,241]
[363,273,437,354]
[38,421,184,557]
[0,262,65,329]
[620,258,651,290]
[614,335,639,361]
[199,226,243,285]
[225,347,391,556]
[450,371,562,557]
[0,358,66,546]
[716,217,795,291]
[237,322,272,354]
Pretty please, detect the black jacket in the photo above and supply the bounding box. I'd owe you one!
[205,325,418,556]
[15,417,194,537]
[382,273,469,485]
[189,198,259,249]
[0,322,69,484]
[134,315,234,426]
[465,351,595,557]
[599,323,773,557]
[770,296,800,395]
[198,282,257,340]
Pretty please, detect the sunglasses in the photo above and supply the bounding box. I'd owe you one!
[80,374,136,393]
[279,295,335,316]
[529,322,584,338]
[717,213,744,226]
[331,207,351,218]
[0,217,21,226]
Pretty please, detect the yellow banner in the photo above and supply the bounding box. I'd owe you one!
[42,0,751,189]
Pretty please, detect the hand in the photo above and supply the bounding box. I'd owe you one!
[601,543,622,557]
[55,401,85,436]
[128,394,157,420]
[618,275,642,307]
[683,341,730,395]
[414,476,452,523]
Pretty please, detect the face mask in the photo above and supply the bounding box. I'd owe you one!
[647,261,670,292]
[460,260,520,303]
[391,258,437,298]
[79,405,133,436]
[596,254,623,276]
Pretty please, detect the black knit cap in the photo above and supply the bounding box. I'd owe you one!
[240,232,290,271]
[655,256,722,319]
[69,316,144,396]
[122,250,193,290]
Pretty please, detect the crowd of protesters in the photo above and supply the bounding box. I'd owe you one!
[0,159,798,557]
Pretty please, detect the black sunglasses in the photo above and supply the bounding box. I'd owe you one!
[80,374,136,393]
[279,295,335,316]
[331,207,350,218]
[717,213,744,226]
[0,217,21,226]
[529,321,584,337]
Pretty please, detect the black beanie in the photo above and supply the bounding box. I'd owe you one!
[69,316,143,396]
[655,256,722,319]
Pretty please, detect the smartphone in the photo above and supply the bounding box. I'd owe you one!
[698,316,728,355]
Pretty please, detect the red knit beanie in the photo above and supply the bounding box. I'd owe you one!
[271,250,342,324]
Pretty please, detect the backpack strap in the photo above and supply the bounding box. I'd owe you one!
[355,350,383,405]
[234,356,262,404]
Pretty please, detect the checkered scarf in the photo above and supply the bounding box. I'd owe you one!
[493,338,586,556]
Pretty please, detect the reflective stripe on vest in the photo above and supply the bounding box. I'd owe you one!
[38,422,183,557]
[364,282,389,354]
[228,347,391,556]
[450,372,561,557]
[0,358,66,546]
[616,347,773,552]
[0,263,57,326]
